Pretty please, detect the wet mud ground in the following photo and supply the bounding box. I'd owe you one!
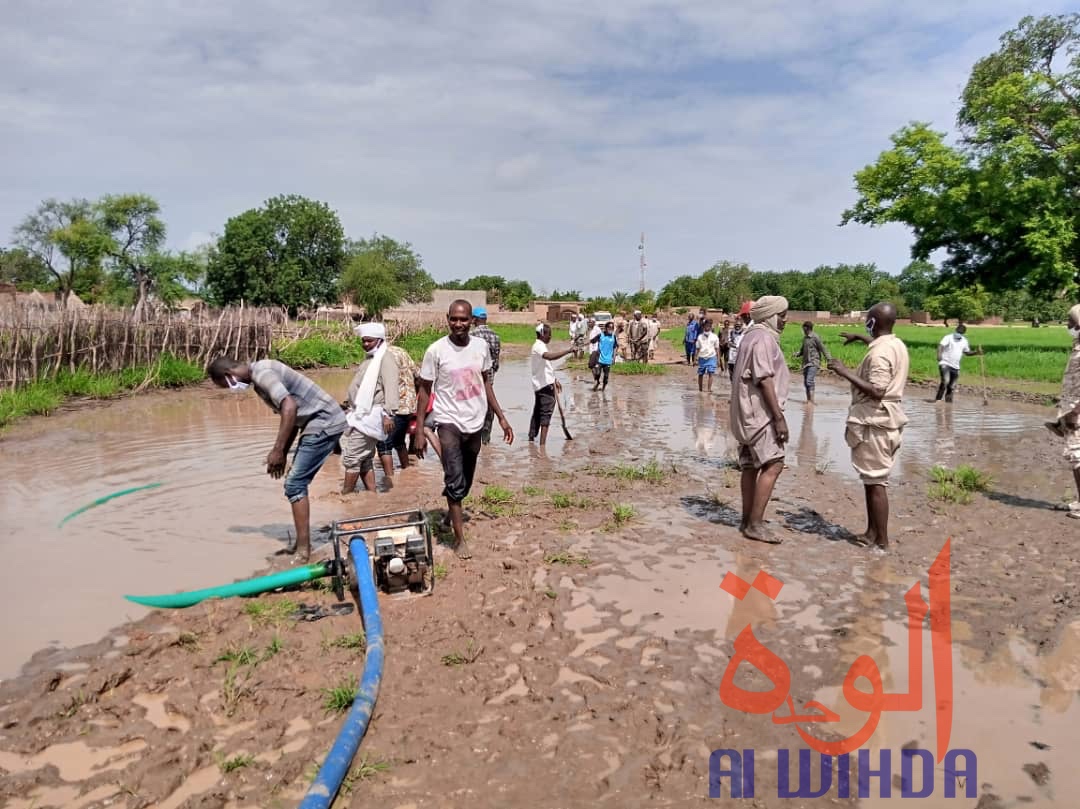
[1,343,1079,808]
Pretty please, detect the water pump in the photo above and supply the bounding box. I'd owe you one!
[330,509,435,597]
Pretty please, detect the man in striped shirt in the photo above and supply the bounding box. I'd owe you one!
[208,357,346,561]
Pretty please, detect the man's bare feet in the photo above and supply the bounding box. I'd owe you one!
[295,543,311,563]
[742,522,782,544]
[453,537,473,560]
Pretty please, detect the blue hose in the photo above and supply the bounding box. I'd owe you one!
[300,538,385,809]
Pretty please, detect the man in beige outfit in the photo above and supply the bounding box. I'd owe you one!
[828,302,910,550]
[730,295,790,544]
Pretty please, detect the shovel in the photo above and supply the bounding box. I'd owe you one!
[554,380,573,441]
[978,351,989,406]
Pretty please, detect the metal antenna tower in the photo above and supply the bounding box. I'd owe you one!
[638,231,646,293]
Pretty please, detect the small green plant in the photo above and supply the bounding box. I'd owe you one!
[543,549,591,567]
[321,675,359,714]
[557,518,576,532]
[217,753,255,774]
[215,644,259,666]
[544,589,558,599]
[433,562,448,580]
[611,503,636,526]
[176,631,201,652]
[441,641,483,666]
[477,484,520,517]
[481,484,514,504]
[521,485,544,497]
[323,632,366,652]
[221,663,252,717]
[243,598,297,628]
[341,756,392,791]
[929,465,993,505]
[57,689,88,719]
[605,459,667,483]
[262,635,284,660]
[550,493,573,509]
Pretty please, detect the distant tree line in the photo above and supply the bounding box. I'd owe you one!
[4,193,435,319]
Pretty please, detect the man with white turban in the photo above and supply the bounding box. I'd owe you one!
[1045,303,1080,518]
[829,302,910,549]
[341,322,400,494]
[729,295,790,544]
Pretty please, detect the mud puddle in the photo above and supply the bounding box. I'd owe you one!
[1,345,1078,808]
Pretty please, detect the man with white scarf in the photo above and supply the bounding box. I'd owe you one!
[729,295,790,544]
[341,322,400,494]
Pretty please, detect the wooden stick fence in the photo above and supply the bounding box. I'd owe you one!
[0,306,284,390]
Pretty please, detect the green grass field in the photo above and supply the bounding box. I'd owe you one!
[664,324,1074,385]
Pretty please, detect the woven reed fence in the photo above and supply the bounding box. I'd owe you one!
[0,306,285,389]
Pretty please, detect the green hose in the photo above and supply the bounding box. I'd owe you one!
[58,483,164,528]
[125,563,329,608]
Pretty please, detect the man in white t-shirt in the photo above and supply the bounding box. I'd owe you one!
[695,318,721,393]
[935,324,980,403]
[530,323,574,446]
[416,300,515,558]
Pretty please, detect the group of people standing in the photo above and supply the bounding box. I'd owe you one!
[205,297,1080,566]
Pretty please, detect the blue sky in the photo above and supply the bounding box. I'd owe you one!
[1,0,1071,296]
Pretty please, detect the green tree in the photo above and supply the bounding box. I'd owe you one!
[843,14,1080,296]
[548,289,582,301]
[897,260,938,311]
[206,195,346,314]
[339,252,404,319]
[924,283,991,322]
[501,280,534,311]
[0,247,52,290]
[13,198,110,303]
[347,234,433,304]
[609,291,631,313]
[97,193,167,318]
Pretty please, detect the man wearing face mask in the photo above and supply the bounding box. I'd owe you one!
[935,323,981,403]
[207,355,347,562]
[730,295,790,544]
[1045,304,1080,518]
[830,303,910,550]
[341,322,399,494]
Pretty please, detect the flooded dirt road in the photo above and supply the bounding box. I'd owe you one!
[1,351,1078,808]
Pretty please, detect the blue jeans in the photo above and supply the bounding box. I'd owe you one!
[803,365,818,391]
[284,429,343,503]
[684,340,696,363]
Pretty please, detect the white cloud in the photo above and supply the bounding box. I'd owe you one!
[0,0,1073,295]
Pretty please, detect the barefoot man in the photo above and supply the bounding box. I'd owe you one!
[730,296,789,544]
[208,356,346,561]
[415,300,514,558]
[828,302,910,550]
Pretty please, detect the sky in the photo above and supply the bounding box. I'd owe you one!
[1,0,1072,297]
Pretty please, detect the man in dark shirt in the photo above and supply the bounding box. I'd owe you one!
[470,306,502,444]
[794,321,832,404]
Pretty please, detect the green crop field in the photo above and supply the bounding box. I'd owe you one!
[665,324,1074,384]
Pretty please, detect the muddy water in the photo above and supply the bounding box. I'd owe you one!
[0,358,1061,682]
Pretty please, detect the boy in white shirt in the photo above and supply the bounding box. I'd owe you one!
[695,319,721,393]
[935,324,980,403]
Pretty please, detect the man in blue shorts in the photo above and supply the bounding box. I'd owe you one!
[591,320,618,390]
[208,356,346,561]
[695,318,721,393]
